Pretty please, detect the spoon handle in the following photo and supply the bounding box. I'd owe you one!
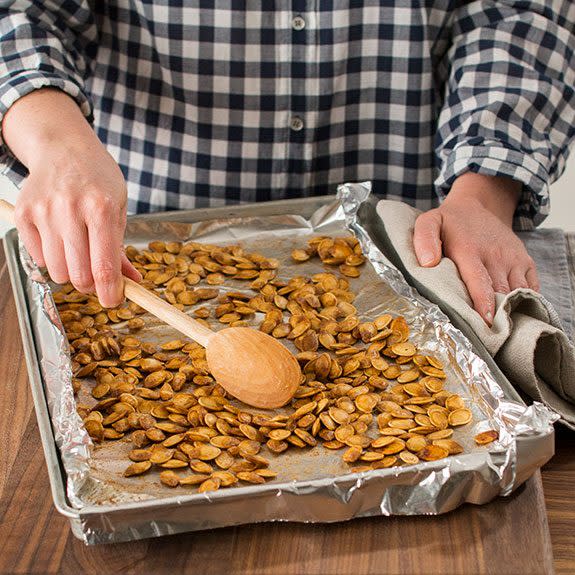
[0,199,15,225]
[0,197,214,347]
[123,277,213,347]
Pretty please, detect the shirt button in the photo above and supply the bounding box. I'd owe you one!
[292,16,306,31]
[290,116,304,131]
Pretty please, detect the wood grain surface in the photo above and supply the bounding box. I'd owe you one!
[541,233,575,575]
[543,429,575,575]
[0,242,565,575]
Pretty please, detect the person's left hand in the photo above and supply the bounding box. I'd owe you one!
[412,172,540,325]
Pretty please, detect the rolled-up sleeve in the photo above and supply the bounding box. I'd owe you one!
[435,0,575,230]
[0,0,98,184]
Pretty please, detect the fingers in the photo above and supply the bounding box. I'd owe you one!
[121,252,143,283]
[413,210,443,267]
[508,260,540,292]
[461,254,541,324]
[452,253,495,325]
[87,209,125,308]
[118,203,142,281]
[36,224,69,285]
[526,265,540,292]
[13,208,45,267]
[508,267,529,290]
[16,195,132,306]
[484,260,510,295]
[63,222,94,294]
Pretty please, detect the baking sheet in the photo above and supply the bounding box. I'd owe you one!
[5,184,558,543]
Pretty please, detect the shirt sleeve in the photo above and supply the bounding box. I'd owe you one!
[0,1,98,185]
[434,0,575,230]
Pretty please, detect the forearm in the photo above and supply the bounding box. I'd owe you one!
[2,88,98,171]
[434,0,575,230]
[2,88,138,308]
[0,1,98,184]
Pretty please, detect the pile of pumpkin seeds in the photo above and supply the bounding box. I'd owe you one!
[54,235,498,494]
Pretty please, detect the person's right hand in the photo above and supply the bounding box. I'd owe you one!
[15,143,142,307]
[3,89,141,308]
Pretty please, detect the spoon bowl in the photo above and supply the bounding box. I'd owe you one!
[206,327,302,408]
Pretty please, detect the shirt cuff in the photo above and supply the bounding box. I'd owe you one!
[435,141,550,231]
[0,70,93,186]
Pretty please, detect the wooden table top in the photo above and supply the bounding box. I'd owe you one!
[541,232,575,575]
[0,240,571,575]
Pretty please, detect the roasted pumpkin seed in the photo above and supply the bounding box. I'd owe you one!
[123,461,152,477]
[474,430,499,445]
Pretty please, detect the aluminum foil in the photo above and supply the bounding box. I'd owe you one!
[18,183,557,544]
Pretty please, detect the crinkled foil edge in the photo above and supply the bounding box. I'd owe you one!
[20,239,92,509]
[20,182,558,531]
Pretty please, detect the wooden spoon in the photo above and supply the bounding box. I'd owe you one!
[0,199,301,408]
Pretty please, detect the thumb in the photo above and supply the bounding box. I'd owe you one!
[413,209,443,267]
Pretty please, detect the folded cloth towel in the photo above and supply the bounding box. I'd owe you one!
[517,229,573,341]
[376,200,575,429]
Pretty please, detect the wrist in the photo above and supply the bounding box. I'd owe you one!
[2,88,98,172]
[444,172,521,226]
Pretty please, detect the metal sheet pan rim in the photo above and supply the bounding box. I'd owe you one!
[4,190,558,543]
[72,451,489,514]
[4,234,79,520]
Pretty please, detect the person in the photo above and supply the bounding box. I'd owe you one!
[0,2,573,324]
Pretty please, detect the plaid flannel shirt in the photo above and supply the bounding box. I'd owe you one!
[0,1,574,229]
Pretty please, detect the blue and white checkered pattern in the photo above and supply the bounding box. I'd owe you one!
[1,1,574,229]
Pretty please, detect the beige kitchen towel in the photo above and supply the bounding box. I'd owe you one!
[376,200,575,427]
